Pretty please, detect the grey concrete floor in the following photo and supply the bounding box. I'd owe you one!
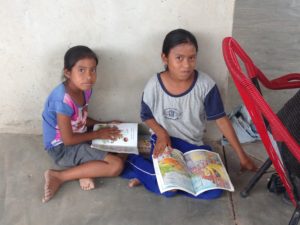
[0,133,295,225]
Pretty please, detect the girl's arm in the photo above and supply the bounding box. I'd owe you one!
[215,116,257,172]
[57,114,120,146]
[144,118,171,158]
[86,118,122,133]
[86,117,122,127]
[86,117,100,127]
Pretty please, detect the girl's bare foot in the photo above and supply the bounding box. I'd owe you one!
[128,178,141,188]
[79,178,95,191]
[42,170,63,203]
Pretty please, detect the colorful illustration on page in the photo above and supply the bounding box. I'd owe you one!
[158,150,189,178]
[185,151,231,189]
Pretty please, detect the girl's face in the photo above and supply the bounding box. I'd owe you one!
[161,43,197,81]
[64,58,97,92]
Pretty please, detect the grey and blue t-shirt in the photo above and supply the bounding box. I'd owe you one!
[140,70,225,146]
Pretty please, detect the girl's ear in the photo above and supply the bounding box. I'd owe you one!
[64,69,70,79]
[161,53,168,67]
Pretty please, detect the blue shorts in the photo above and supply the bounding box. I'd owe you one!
[121,135,223,199]
[47,143,107,168]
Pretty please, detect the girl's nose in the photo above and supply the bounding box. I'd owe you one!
[87,71,93,80]
[183,59,190,68]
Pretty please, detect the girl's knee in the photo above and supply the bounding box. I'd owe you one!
[110,156,124,177]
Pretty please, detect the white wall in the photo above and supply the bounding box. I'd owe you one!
[0,0,235,140]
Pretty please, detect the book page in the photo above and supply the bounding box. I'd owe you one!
[183,149,234,195]
[91,123,138,154]
[153,148,195,195]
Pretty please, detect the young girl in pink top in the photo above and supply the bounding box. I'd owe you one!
[42,46,124,203]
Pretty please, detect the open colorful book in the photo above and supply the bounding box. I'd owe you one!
[153,148,234,196]
[91,123,139,154]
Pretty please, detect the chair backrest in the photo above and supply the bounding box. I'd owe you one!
[222,37,300,206]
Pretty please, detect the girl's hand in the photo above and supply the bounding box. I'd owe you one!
[95,126,121,141]
[240,156,258,172]
[153,131,172,158]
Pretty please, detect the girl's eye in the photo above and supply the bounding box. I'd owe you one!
[91,68,96,73]
[176,56,183,61]
[79,68,85,73]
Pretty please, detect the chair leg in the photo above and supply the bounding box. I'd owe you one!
[289,204,300,225]
[240,158,272,198]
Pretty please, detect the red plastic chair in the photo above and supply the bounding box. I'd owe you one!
[222,37,300,225]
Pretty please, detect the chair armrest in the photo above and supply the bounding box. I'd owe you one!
[266,73,300,90]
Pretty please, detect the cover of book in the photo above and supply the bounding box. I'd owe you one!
[91,123,139,154]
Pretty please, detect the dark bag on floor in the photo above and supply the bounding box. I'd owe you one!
[267,173,286,194]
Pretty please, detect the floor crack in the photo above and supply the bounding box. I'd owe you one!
[222,145,238,225]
